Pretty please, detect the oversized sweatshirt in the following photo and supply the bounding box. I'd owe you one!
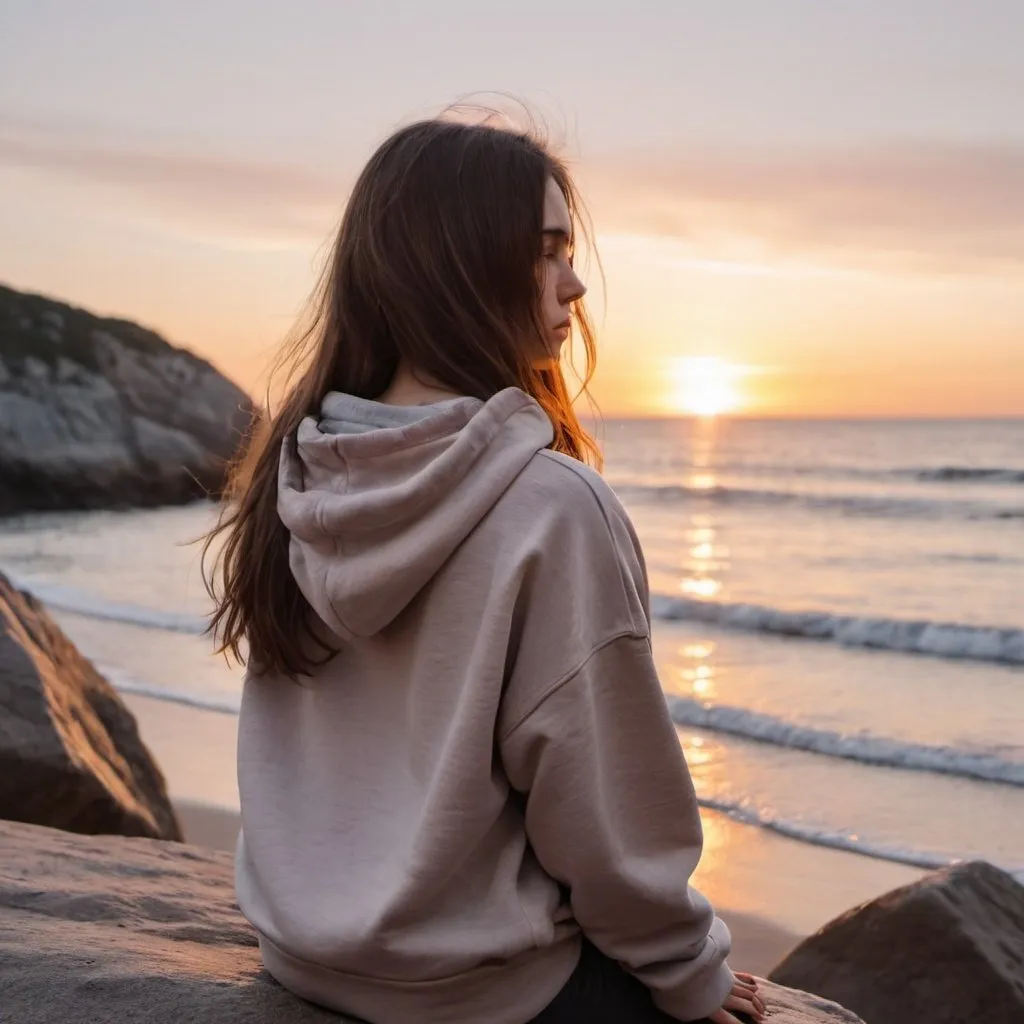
[235,387,735,1024]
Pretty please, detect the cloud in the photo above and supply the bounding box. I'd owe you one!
[2,110,1023,274]
[585,142,1024,276]
[0,112,343,246]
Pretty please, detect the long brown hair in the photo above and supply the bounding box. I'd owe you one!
[203,116,601,677]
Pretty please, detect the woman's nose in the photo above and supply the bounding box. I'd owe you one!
[562,266,586,303]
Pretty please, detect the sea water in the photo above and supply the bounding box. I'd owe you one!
[2,417,1021,876]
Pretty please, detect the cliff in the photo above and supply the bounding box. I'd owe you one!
[0,283,253,515]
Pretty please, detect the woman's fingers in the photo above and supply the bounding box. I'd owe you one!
[725,993,764,1021]
[733,984,766,1013]
[731,971,767,1017]
[710,972,768,1024]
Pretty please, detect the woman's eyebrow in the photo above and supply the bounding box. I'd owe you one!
[542,228,570,243]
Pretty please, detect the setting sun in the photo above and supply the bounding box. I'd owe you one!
[669,357,744,417]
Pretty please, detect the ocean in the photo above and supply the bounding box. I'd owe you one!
[2,417,1022,879]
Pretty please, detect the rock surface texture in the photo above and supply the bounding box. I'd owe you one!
[0,283,252,514]
[0,819,865,1023]
[770,859,1024,1024]
[0,573,182,840]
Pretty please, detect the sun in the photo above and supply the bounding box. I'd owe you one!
[669,357,744,417]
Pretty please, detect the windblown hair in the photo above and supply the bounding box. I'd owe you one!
[203,116,601,677]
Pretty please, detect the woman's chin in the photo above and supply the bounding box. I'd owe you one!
[530,336,567,369]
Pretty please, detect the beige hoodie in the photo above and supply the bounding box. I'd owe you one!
[235,387,735,1024]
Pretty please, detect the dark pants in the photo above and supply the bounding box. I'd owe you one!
[528,939,710,1024]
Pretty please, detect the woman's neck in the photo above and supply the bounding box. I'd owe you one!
[377,361,464,407]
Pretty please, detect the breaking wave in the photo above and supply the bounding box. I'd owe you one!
[613,482,1023,520]
[666,696,1024,786]
[651,595,1024,665]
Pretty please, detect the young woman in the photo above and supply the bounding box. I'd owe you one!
[205,116,765,1024]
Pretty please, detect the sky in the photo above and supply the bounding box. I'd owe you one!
[1,0,1023,417]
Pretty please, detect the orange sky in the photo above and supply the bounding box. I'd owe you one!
[2,3,1022,418]
[580,225,1024,417]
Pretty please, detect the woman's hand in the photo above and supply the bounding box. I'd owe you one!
[708,972,766,1023]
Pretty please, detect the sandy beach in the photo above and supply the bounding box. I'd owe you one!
[126,690,925,978]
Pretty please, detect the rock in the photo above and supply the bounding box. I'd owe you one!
[734,981,864,1023]
[0,819,863,1024]
[769,860,1024,1024]
[0,819,350,1024]
[0,282,253,515]
[0,573,182,841]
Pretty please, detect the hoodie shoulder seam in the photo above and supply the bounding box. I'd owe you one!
[533,450,617,519]
[499,631,649,741]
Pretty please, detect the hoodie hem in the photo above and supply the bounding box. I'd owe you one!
[258,931,582,1024]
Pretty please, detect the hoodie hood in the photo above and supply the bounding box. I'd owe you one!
[277,388,554,638]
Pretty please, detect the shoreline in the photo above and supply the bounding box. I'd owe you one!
[128,690,925,976]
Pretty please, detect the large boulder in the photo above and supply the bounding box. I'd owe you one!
[0,573,182,840]
[0,819,863,1024]
[0,282,253,514]
[770,859,1024,1024]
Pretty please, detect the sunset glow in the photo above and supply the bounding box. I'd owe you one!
[669,357,745,417]
[1,5,1022,418]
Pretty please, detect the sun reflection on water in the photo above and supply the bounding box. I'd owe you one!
[692,675,714,699]
[671,640,719,702]
[677,420,731,602]
[682,643,715,660]
[681,522,726,600]
[682,577,722,598]
[679,733,713,769]
[688,472,718,491]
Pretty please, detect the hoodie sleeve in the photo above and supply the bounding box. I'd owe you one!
[498,632,736,1022]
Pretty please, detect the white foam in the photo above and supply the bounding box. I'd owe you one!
[697,796,956,870]
[99,664,240,715]
[613,482,1021,520]
[652,595,1024,665]
[87,669,1024,878]
[667,696,1024,786]
[12,576,207,635]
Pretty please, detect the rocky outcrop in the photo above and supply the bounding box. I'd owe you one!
[770,859,1024,1024]
[0,819,863,1024]
[0,283,253,514]
[0,572,181,840]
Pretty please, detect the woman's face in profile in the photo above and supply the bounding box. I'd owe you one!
[536,177,586,365]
